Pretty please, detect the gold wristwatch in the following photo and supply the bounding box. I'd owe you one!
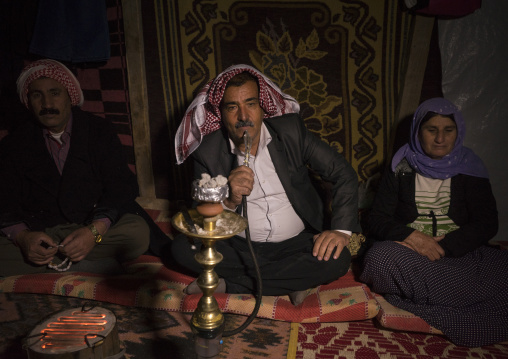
[88,224,103,244]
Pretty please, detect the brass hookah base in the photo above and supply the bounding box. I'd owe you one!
[172,207,247,358]
[192,235,225,358]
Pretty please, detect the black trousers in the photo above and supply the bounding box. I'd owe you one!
[169,230,351,296]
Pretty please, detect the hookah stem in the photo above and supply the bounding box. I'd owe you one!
[223,194,263,337]
[223,131,262,337]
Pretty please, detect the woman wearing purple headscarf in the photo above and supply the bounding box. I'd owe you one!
[360,98,508,347]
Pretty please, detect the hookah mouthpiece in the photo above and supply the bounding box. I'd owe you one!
[243,131,252,167]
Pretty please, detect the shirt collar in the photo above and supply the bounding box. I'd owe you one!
[42,113,73,139]
[228,122,272,156]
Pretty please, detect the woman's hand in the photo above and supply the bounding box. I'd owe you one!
[396,230,445,261]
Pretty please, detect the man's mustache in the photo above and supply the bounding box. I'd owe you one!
[235,120,254,128]
[39,108,60,116]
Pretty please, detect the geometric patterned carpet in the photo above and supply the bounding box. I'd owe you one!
[295,321,508,359]
[3,211,505,358]
[0,292,291,359]
[3,292,507,359]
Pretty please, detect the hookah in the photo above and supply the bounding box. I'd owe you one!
[172,131,262,358]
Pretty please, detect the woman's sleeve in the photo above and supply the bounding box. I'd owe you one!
[367,168,415,242]
[438,176,498,257]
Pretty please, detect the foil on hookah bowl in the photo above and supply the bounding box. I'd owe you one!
[191,180,229,203]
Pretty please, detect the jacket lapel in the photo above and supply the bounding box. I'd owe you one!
[58,109,94,195]
[266,125,292,191]
[22,126,61,197]
[209,128,237,175]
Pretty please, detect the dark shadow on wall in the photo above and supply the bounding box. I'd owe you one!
[0,0,41,138]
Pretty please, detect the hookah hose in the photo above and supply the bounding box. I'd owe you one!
[222,194,263,337]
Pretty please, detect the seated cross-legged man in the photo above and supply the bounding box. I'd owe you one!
[170,64,361,305]
[0,59,156,276]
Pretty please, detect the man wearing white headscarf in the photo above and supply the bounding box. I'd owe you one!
[0,59,152,276]
[170,65,361,305]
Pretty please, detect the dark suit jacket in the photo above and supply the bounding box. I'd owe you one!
[0,108,139,231]
[191,113,361,233]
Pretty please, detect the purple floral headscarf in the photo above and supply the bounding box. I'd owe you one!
[391,98,489,179]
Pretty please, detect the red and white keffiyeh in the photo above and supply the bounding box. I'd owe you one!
[16,59,84,108]
[175,64,300,164]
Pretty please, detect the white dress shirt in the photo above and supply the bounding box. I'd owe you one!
[226,123,351,242]
[229,124,305,242]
